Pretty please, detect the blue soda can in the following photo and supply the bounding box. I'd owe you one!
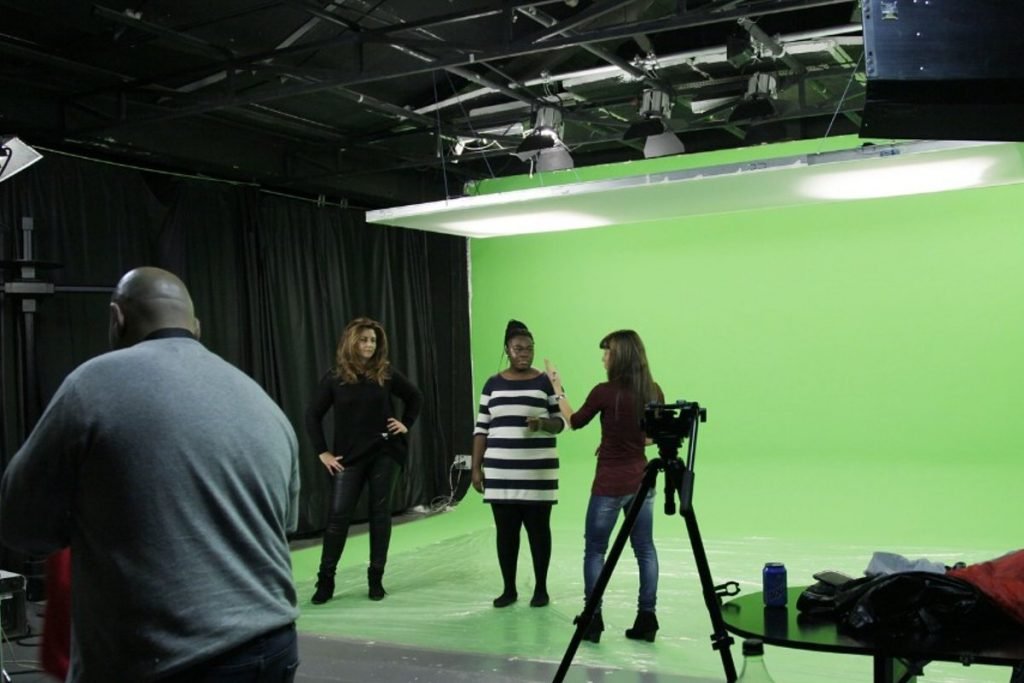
[763,562,787,607]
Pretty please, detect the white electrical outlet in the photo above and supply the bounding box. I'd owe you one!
[453,454,472,470]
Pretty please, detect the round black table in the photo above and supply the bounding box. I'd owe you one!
[720,586,1024,683]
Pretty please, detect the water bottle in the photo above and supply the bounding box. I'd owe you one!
[736,638,776,682]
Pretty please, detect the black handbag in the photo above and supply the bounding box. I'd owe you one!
[799,571,1015,641]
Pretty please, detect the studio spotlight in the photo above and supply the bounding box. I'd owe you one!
[728,73,778,123]
[535,147,575,172]
[0,136,43,183]
[516,106,565,154]
[516,131,558,154]
[623,88,684,159]
[643,130,685,159]
[623,117,667,141]
[514,105,574,170]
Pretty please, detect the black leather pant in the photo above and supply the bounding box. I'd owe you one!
[317,451,397,575]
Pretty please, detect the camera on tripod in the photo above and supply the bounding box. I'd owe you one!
[642,400,706,449]
[554,395,739,683]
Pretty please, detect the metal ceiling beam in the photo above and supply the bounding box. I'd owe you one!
[68,0,855,135]
[93,5,235,60]
[513,0,853,52]
[521,0,648,44]
[737,17,806,75]
[266,70,523,145]
[515,5,650,82]
[0,36,133,83]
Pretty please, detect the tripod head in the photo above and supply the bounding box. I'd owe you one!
[642,400,706,459]
[642,400,706,517]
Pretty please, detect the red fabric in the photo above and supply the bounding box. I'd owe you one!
[948,548,1024,625]
[41,549,71,681]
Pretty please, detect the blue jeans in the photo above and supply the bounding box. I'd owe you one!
[159,623,298,682]
[584,490,658,612]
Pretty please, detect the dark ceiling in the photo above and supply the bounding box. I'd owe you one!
[0,0,867,208]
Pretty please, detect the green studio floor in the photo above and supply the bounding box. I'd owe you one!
[294,496,1017,683]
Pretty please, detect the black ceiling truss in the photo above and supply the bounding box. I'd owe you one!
[61,0,855,129]
[0,0,866,207]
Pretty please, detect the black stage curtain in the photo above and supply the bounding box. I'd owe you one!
[0,154,473,535]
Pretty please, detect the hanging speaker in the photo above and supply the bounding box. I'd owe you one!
[860,0,1024,141]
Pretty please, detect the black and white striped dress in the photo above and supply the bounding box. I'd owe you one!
[474,372,562,504]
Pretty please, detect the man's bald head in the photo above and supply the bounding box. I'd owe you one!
[109,267,200,349]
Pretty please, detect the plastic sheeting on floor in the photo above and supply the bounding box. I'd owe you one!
[293,503,1011,683]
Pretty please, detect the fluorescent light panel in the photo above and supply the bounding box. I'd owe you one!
[366,141,1024,238]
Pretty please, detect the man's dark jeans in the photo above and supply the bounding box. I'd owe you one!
[159,623,298,682]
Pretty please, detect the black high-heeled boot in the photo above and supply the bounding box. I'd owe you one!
[368,566,386,601]
[624,610,659,642]
[581,611,604,643]
[311,572,335,605]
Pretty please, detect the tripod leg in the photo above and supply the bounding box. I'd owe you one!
[551,462,661,683]
[682,503,738,682]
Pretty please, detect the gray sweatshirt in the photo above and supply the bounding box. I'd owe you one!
[0,335,300,682]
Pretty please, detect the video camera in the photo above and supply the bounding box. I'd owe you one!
[642,400,706,448]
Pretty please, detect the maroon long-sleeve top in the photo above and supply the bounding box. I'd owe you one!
[569,381,663,496]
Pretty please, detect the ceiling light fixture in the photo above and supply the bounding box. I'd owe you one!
[514,106,574,170]
[366,140,1023,238]
[623,88,685,159]
[0,136,43,183]
[729,73,778,123]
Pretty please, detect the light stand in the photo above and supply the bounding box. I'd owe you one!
[552,400,739,683]
[0,218,112,599]
[0,217,59,602]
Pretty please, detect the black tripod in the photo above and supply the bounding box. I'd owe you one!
[552,400,739,683]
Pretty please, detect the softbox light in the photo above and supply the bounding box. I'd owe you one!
[0,136,43,183]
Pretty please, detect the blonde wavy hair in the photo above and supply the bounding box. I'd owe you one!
[334,317,391,385]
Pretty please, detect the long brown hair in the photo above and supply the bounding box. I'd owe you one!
[334,317,391,385]
[601,329,657,424]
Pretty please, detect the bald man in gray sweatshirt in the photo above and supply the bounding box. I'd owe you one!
[0,267,300,682]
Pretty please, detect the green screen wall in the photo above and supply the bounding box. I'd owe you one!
[469,176,1024,551]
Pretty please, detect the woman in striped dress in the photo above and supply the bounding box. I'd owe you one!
[471,319,564,608]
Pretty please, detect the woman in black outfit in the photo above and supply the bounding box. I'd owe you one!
[306,317,422,604]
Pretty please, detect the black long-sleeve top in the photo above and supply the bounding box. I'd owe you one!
[304,369,422,466]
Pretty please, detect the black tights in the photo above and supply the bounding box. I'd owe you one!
[318,452,397,576]
[491,503,552,595]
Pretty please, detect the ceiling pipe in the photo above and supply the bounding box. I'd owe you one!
[515,5,652,83]
[416,25,862,116]
[737,17,806,75]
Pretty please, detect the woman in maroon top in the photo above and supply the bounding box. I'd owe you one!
[547,329,662,644]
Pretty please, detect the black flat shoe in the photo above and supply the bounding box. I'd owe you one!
[530,590,549,607]
[493,591,518,608]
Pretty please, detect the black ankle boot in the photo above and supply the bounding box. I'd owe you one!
[581,611,604,643]
[311,573,335,605]
[624,610,658,642]
[368,566,386,601]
